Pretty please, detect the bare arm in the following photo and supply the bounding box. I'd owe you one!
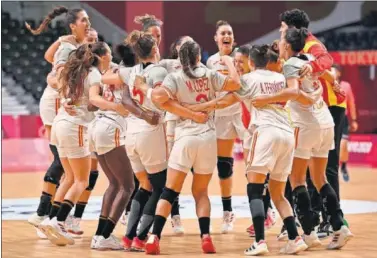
[221,56,241,91]
[101,72,123,85]
[121,85,160,125]
[184,93,239,112]
[89,85,128,115]
[45,40,61,64]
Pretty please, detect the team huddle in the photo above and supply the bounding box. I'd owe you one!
[25,6,354,256]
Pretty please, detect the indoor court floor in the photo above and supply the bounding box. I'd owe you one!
[2,161,377,257]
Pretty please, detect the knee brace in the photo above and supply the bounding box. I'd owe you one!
[217,156,234,179]
[148,169,167,190]
[247,183,264,200]
[86,170,99,190]
[160,187,180,205]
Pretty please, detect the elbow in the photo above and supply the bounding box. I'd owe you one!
[151,93,168,105]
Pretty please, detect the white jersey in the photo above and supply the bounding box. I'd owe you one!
[235,69,293,133]
[206,51,242,116]
[55,67,99,126]
[162,66,227,140]
[43,42,77,99]
[121,63,168,133]
[283,55,334,129]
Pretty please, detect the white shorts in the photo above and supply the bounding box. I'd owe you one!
[243,130,253,150]
[169,130,217,174]
[51,120,90,159]
[294,127,335,159]
[39,97,60,126]
[125,124,167,174]
[215,113,246,140]
[246,126,294,182]
[89,115,126,155]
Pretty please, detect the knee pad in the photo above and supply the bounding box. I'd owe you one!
[148,169,167,190]
[247,183,264,200]
[217,156,234,179]
[86,170,99,190]
[160,187,180,205]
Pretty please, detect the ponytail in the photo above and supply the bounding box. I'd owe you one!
[25,6,68,35]
[249,44,270,68]
[179,41,202,79]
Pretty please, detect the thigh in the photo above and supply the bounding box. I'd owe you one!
[104,147,134,185]
[165,167,187,193]
[169,135,197,174]
[192,173,213,194]
[68,156,91,181]
[243,130,253,151]
[312,127,335,158]
[125,133,145,173]
[137,125,168,174]
[193,131,217,174]
[215,115,237,140]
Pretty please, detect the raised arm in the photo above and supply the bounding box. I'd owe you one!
[220,56,241,91]
[45,40,61,64]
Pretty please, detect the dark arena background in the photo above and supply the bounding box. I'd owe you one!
[2,1,377,257]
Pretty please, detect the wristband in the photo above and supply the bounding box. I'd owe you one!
[147,88,153,100]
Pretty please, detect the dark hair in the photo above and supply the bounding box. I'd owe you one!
[332,63,342,73]
[236,45,250,56]
[59,42,108,104]
[169,35,191,59]
[25,6,84,35]
[126,30,156,59]
[267,42,279,63]
[285,27,309,53]
[134,14,163,32]
[249,44,270,68]
[179,41,202,79]
[115,43,136,67]
[216,20,230,31]
[280,9,310,29]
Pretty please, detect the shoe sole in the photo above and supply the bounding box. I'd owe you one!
[277,235,288,242]
[244,249,269,256]
[39,224,70,246]
[327,234,354,250]
[307,240,322,249]
[282,244,308,254]
[145,244,160,255]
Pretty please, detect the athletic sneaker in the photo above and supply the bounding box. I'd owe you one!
[280,236,308,254]
[171,215,184,235]
[221,211,235,234]
[303,231,322,248]
[277,220,301,241]
[122,236,132,250]
[36,227,48,239]
[327,225,354,250]
[91,235,99,249]
[95,235,124,251]
[68,216,83,235]
[317,221,333,239]
[131,237,146,252]
[201,234,216,254]
[341,164,350,182]
[244,240,269,256]
[40,217,75,246]
[28,213,45,227]
[247,214,275,237]
[145,234,160,255]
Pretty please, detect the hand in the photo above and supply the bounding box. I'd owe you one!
[59,35,77,45]
[350,120,358,132]
[299,64,313,77]
[114,103,129,116]
[141,110,160,125]
[191,111,208,124]
[63,100,77,116]
[251,95,270,108]
[219,55,233,66]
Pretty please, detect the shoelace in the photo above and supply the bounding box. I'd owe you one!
[58,223,68,233]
